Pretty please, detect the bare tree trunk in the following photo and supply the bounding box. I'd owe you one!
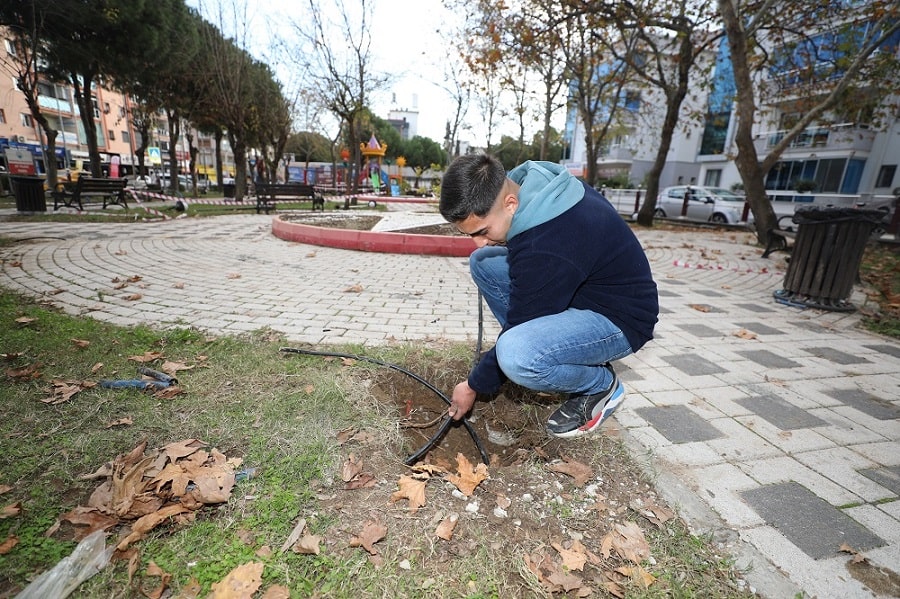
[718,0,776,244]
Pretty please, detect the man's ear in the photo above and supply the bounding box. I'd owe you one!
[503,193,519,212]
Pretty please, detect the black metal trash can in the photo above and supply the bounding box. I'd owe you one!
[773,207,885,312]
[223,183,235,198]
[10,175,47,212]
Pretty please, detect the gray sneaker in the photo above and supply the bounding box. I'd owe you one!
[545,368,625,439]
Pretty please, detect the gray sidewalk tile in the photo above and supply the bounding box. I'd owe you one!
[731,321,785,335]
[826,388,900,420]
[634,405,723,443]
[864,343,900,359]
[741,482,886,559]
[661,353,727,375]
[735,394,829,430]
[677,323,724,337]
[736,349,802,369]
[858,466,900,496]
[804,346,872,365]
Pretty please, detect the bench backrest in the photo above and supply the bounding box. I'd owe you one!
[258,183,315,195]
[77,177,128,193]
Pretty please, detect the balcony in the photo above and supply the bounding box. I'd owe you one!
[753,123,875,156]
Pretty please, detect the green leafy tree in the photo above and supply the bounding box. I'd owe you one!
[35,0,181,177]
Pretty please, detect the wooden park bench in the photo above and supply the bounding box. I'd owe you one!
[254,182,324,214]
[52,177,129,211]
[762,214,797,258]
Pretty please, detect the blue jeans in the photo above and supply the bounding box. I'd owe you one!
[470,246,633,396]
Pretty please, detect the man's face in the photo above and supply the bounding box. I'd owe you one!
[455,181,518,248]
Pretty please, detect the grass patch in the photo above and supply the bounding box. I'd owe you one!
[0,289,757,598]
[859,243,900,339]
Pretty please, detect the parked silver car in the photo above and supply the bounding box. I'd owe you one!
[655,186,753,224]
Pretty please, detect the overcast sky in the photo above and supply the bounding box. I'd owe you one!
[189,0,463,144]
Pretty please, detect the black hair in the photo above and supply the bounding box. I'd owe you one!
[439,153,507,223]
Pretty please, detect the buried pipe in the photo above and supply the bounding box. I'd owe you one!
[279,346,490,466]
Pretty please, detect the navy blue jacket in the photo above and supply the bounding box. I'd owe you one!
[468,182,659,394]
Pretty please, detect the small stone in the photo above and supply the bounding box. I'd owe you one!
[399,559,411,570]
[493,506,508,518]
[465,501,480,513]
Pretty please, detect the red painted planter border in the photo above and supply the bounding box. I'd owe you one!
[271,215,475,257]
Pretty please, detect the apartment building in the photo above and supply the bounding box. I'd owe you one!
[1,28,233,180]
[563,13,899,207]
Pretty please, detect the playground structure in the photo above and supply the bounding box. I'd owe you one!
[360,134,390,193]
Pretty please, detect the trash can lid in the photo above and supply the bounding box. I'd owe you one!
[792,206,886,225]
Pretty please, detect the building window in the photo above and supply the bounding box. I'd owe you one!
[704,169,722,187]
[21,113,33,127]
[875,165,896,189]
[0,108,5,124]
[119,106,126,118]
[4,39,17,57]
[108,129,116,141]
[121,130,130,143]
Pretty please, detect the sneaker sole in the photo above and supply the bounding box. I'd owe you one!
[547,383,625,439]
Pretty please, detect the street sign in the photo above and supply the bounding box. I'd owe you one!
[4,148,36,175]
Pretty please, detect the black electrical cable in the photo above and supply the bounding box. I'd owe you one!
[279,346,490,466]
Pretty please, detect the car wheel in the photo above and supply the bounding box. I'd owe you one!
[654,208,666,218]
[710,213,729,224]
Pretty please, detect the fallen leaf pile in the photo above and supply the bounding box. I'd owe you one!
[63,439,243,550]
[523,521,657,597]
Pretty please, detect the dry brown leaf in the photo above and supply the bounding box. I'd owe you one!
[343,284,364,293]
[91,362,104,373]
[552,541,588,572]
[545,570,585,593]
[389,475,427,512]
[61,506,118,537]
[5,363,41,381]
[8,260,22,268]
[71,338,91,348]
[143,561,172,599]
[227,273,242,279]
[336,427,357,444]
[349,520,387,555]
[208,561,264,599]
[260,586,290,599]
[0,485,11,494]
[152,386,185,400]
[616,565,656,588]
[1,352,24,361]
[42,380,88,405]
[547,456,593,487]
[410,463,446,477]
[434,513,459,540]
[117,504,191,550]
[0,535,19,555]
[343,473,376,490]
[126,275,142,283]
[688,304,711,313]
[128,351,164,363]
[122,293,143,301]
[603,521,651,563]
[341,454,363,482]
[291,534,322,555]
[105,417,134,428]
[733,328,758,340]
[445,453,489,497]
[0,502,21,519]
[15,316,36,325]
[161,361,194,375]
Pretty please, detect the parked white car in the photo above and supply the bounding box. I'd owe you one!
[655,186,753,224]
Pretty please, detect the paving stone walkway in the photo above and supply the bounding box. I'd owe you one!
[1,211,898,598]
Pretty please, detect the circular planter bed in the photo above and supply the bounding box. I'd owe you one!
[271,213,476,257]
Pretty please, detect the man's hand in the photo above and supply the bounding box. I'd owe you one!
[448,381,477,421]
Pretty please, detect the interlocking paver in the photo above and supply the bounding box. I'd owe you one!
[2,212,899,598]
